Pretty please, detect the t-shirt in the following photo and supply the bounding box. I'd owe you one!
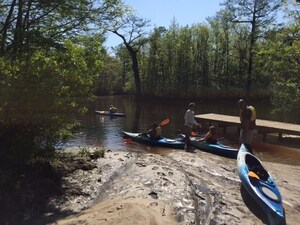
[184,109,198,128]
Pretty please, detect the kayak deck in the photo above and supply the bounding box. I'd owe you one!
[186,135,238,158]
[123,131,185,149]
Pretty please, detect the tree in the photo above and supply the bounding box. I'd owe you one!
[0,0,120,60]
[109,13,150,96]
[222,0,283,96]
[145,26,167,96]
[207,10,235,93]
[256,2,300,112]
[0,0,123,163]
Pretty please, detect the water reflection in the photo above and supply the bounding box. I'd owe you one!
[62,96,300,166]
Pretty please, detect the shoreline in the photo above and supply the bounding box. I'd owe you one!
[31,147,300,225]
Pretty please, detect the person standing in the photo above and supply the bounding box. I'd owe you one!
[237,99,256,153]
[184,103,201,152]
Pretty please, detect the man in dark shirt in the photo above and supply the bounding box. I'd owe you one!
[237,99,256,153]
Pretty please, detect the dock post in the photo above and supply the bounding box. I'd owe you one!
[263,133,267,142]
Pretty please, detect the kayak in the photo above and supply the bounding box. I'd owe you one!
[95,110,126,117]
[237,144,285,225]
[183,135,238,159]
[123,131,185,149]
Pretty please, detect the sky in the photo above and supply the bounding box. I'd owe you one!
[105,0,223,48]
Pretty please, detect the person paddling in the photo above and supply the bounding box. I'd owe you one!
[140,122,162,140]
[199,126,218,144]
[109,105,118,113]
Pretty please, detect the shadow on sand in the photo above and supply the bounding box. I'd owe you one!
[240,184,269,225]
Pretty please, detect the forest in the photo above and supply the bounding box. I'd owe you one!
[0,0,299,164]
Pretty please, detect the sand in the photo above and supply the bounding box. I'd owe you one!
[44,145,300,225]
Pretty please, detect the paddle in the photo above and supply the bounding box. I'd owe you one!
[191,131,198,136]
[160,118,170,126]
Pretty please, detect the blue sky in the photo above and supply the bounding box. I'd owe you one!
[105,0,223,48]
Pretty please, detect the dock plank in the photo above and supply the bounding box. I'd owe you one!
[195,113,300,138]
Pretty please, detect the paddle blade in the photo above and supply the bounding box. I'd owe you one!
[160,118,170,126]
[248,171,260,180]
[191,131,198,136]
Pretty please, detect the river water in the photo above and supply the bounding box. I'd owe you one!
[61,96,300,166]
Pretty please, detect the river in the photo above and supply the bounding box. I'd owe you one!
[60,96,300,166]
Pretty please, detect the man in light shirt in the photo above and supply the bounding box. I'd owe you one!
[184,102,201,152]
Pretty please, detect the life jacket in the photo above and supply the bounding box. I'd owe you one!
[247,105,256,130]
[248,106,256,121]
[156,126,162,136]
[206,132,218,144]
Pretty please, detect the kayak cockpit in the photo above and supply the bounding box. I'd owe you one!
[245,154,269,181]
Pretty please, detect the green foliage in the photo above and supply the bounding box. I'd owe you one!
[114,0,299,109]
[77,147,105,159]
[0,39,98,165]
[77,147,91,157]
[93,148,105,159]
[271,81,300,112]
[0,0,127,166]
[0,0,122,59]
[256,18,300,113]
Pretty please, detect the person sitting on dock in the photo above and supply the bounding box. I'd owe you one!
[109,105,118,113]
[141,122,162,139]
[237,99,256,153]
[199,126,218,144]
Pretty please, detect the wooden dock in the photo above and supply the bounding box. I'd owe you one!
[195,113,300,141]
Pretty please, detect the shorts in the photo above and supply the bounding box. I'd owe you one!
[239,129,256,145]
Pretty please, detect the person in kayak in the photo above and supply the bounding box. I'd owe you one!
[141,122,162,139]
[199,126,218,144]
[109,105,118,113]
[184,102,201,151]
[237,99,256,153]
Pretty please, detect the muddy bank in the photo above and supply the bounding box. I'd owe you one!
[30,147,300,225]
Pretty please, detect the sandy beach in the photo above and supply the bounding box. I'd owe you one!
[31,144,300,225]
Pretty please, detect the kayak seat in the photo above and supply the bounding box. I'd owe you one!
[250,166,269,181]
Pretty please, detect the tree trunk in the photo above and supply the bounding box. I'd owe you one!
[12,0,24,61]
[247,18,256,97]
[0,0,17,56]
[126,45,142,96]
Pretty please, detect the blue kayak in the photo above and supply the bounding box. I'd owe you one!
[95,110,126,117]
[123,131,185,149]
[189,138,238,159]
[179,134,238,158]
[237,144,285,225]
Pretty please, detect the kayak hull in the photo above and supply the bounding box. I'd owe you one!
[237,144,285,225]
[189,138,238,159]
[179,134,238,158]
[123,131,185,149]
[95,110,126,117]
